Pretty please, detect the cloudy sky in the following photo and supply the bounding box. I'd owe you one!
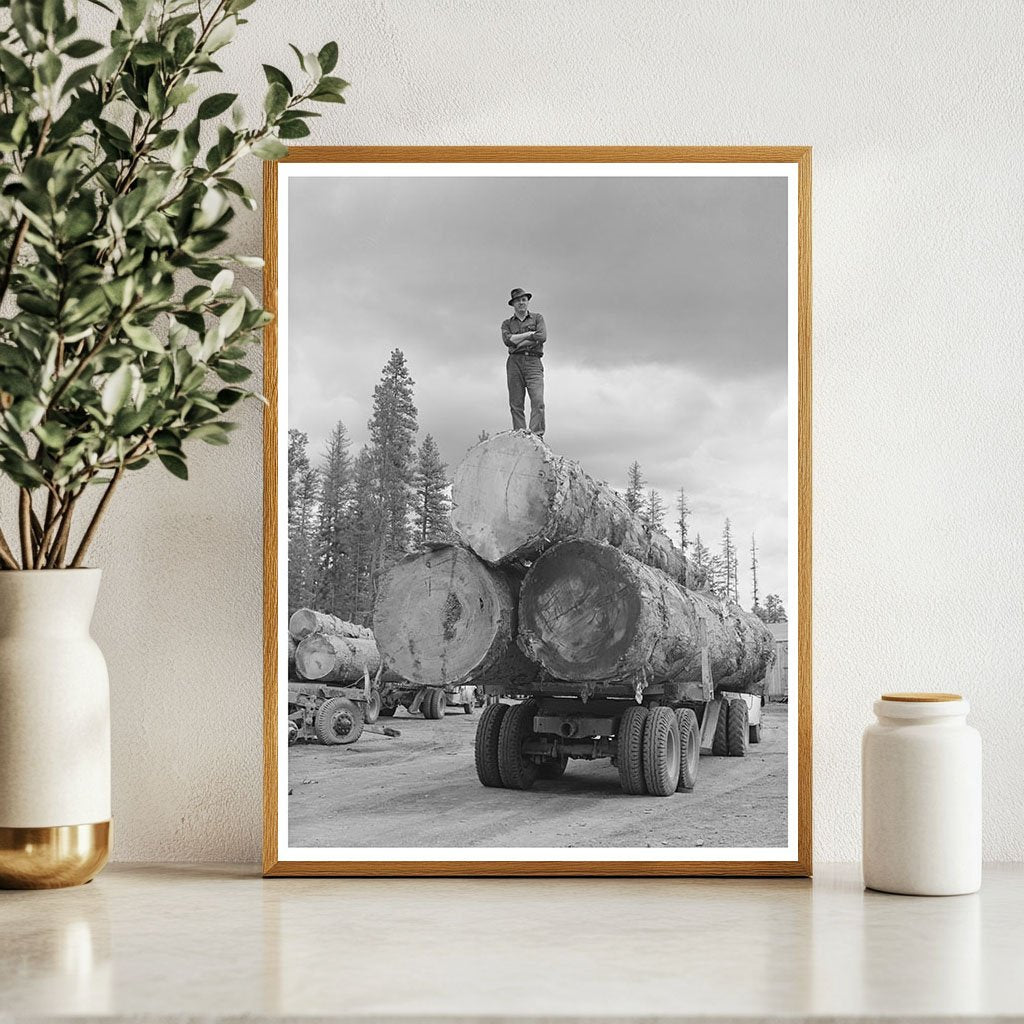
[287,172,791,609]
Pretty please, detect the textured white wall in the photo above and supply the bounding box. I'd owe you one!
[65,1,1023,862]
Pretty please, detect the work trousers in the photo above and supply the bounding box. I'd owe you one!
[506,354,545,436]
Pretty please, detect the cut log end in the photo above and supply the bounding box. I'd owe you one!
[451,431,555,563]
[519,541,642,680]
[373,545,518,687]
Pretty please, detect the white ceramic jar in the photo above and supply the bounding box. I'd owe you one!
[862,693,981,895]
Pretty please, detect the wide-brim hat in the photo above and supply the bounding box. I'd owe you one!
[508,288,532,306]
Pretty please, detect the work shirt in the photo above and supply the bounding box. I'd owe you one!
[501,310,547,356]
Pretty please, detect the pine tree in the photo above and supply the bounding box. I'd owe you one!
[750,534,761,614]
[414,434,452,544]
[624,461,645,514]
[759,594,788,623]
[367,349,418,597]
[313,421,353,616]
[705,553,726,598]
[645,488,666,531]
[676,486,691,553]
[346,446,380,626]
[477,429,490,443]
[287,429,319,610]
[720,518,738,602]
[691,532,711,590]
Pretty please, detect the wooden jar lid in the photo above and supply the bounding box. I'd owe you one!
[881,692,962,702]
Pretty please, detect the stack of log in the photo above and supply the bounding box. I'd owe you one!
[372,430,774,696]
[288,608,393,684]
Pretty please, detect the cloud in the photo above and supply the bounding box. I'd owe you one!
[286,170,792,610]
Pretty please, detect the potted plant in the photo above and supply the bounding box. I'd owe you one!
[0,0,344,887]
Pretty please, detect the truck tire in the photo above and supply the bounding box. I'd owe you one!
[423,689,446,720]
[537,755,568,780]
[314,697,363,746]
[364,689,381,724]
[643,706,681,797]
[749,721,762,744]
[675,708,700,791]
[617,705,649,795]
[727,698,749,757]
[712,700,729,756]
[498,699,539,790]
[475,702,508,788]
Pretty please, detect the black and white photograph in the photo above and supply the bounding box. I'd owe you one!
[270,152,808,873]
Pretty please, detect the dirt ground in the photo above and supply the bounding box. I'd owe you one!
[288,701,789,849]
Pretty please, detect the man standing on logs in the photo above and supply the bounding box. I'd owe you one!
[502,287,546,437]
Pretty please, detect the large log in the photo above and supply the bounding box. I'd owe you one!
[518,540,774,695]
[295,634,382,682]
[288,608,373,642]
[452,430,695,583]
[372,544,540,689]
[288,635,298,678]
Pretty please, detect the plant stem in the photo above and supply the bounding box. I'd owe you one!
[0,527,19,570]
[18,490,34,569]
[70,466,124,568]
[45,492,79,569]
[36,487,66,566]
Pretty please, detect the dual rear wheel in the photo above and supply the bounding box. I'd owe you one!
[474,700,567,790]
[618,705,698,797]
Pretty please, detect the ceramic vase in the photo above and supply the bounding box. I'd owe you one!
[862,692,981,896]
[0,569,111,888]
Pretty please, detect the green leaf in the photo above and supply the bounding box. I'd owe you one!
[166,82,199,107]
[203,16,236,53]
[123,322,164,353]
[189,422,230,445]
[38,51,62,86]
[317,41,339,75]
[173,26,196,65]
[34,421,70,449]
[0,50,33,86]
[158,452,188,479]
[251,137,287,160]
[101,365,133,415]
[210,269,233,294]
[121,0,154,33]
[264,81,288,117]
[262,64,292,95]
[215,362,251,384]
[9,399,45,432]
[132,42,168,66]
[61,62,97,96]
[278,120,310,140]
[63,38,104,58]
[218,296,246,339]
[198,91,236,119]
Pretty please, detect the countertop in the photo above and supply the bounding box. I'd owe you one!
[2,863,1022,1022]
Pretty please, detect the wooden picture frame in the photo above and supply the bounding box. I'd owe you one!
[263,147,812,877]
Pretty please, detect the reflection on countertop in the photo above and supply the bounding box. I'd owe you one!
[1,863,1021,1020]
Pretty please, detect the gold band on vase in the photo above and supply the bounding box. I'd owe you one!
[0,821,111,889]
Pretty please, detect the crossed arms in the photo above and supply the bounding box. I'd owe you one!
[502,313,547,352]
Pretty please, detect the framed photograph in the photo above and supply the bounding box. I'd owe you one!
[263,147,811,877]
